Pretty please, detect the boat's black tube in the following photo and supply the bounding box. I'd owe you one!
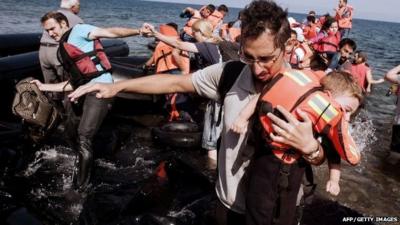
[0,33,42,57]
[152,122,202,148]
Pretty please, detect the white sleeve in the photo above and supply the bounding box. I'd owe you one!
[295,48,305,61]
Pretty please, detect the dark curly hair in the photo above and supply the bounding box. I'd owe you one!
[240,0,290,49]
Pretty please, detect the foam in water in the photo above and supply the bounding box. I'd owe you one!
[349,109,378,170]
[23,146,75,177]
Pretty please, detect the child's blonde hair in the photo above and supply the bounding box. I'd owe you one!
[321,71,364,103]
[192,19,222,43]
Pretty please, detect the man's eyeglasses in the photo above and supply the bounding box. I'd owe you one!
[239,48,281,65]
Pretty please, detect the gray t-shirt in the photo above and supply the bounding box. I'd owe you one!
[40,8,83,44]
[191,62,259,213]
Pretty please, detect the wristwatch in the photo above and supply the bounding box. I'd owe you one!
[303,144,321,161]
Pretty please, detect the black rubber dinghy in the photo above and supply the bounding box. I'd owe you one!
[0,33,41,57]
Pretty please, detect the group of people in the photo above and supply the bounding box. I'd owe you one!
[29,0,399,225]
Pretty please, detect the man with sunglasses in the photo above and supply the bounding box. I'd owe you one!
[68,1,324,224]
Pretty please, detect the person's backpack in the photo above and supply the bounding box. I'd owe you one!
[12,77,60,131]
[215,60,246,126]
[217,41,240,62]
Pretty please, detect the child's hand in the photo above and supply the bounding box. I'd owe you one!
[326,180,340,196]
[230,116,249,134]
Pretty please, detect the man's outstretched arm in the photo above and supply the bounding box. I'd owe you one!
[68,73,196,101]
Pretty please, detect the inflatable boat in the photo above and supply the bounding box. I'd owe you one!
[0,33,41,57]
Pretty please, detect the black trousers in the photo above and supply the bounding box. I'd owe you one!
[246,151,306,225]
[64,93,111,143]
[390,125,400,153]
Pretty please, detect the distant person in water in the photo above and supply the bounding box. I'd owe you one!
[32,11,147,191]
[342,50,384,93]
[384,64,400,164]
[39,0,83,100]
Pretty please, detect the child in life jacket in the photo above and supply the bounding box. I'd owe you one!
[230,70,363,196]
[285,30,313,70]
[342,50,384,93]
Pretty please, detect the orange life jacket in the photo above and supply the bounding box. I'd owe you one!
[58,28,112,89]
[303,24,318,40]
[153,42,190,74]
[182,9,202,37]
[258,69,360,165]
[313,32,341,53]
[207,10,224,29]
[154,25,189,73]
[336,5,353,29]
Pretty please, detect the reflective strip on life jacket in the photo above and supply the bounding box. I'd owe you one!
[329,115,360,165]
[283,70,312,86]
[307,94,339,123]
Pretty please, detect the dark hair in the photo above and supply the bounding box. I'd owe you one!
[343,0,348,4]
[307,15,316,23]
[166,22,178,31]
[218,4,229,13]
[308,10,316,15]
[321,16,336,31]
[206,4,216,13]
[240,0,290,49]
[290,29,297,37]
[40,11,69,27]
[339,38,357,51]
[355,50,367,62]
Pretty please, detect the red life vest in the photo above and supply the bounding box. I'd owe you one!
[313,32,341,53]
[57,28,112,89]
[336,5,353,29]
[258,69,360,165]
[303,24,318,40]
[348,63,369,91]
